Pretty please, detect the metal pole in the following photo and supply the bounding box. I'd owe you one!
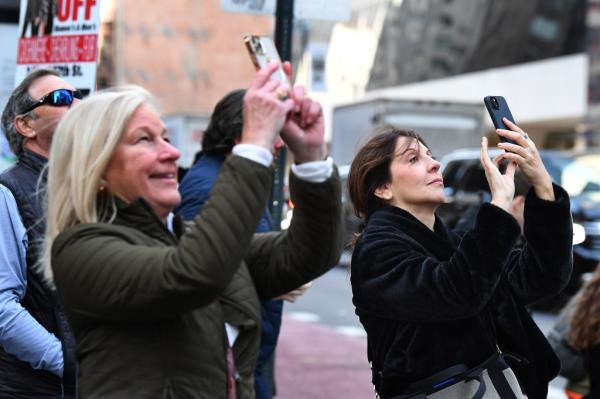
[270,0,294,230]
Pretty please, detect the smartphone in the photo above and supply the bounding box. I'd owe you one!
[244,35,291,89]
[483,96,517,145]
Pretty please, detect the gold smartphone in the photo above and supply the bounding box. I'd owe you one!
[244,35,291,88]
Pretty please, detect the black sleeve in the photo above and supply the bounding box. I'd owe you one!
[504,183,573,305]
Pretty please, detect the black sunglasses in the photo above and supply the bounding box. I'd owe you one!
[22,89,83,114]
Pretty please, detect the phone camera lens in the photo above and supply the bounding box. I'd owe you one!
[250,37,264,54]
[490,97,499,110]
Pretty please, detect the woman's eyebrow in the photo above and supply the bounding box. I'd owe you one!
[397,147,418,157]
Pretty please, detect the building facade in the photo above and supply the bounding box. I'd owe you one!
[98,0,273,115]
[368,0,586,89]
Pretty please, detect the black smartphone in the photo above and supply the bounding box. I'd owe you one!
[483,96,517,145]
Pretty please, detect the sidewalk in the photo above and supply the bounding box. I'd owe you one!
[275,315,373,399]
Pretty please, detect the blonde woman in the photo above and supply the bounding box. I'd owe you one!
[42,63,342,398]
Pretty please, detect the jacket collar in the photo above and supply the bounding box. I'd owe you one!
[368,204,458,260]
[197,153,226,167]
[110,196,179,245]
[17,149,48,174]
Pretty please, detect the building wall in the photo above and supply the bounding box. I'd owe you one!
[104,0,273,114]
[368,0,586,89]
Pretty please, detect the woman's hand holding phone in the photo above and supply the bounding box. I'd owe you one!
[241,61,295,150]
[245,36,327,163]
[483,95,554,201]
[494,118,554,201]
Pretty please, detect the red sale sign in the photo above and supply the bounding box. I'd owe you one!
[15,0,100,94]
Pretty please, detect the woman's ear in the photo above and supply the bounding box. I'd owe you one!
[374,185,392,201]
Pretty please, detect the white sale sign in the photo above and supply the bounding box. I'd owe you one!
[15,0,100,94]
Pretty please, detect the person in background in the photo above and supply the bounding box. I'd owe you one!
[569,264,600,398]
[42,62,342,398]
[347,121,572,398]
[0,69,79,397]
[177,88,290,399]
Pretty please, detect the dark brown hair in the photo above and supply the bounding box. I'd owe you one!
[347,125,426,220]
[201,89,246,157]
[569,264,600,350]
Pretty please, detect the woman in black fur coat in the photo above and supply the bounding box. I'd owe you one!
[348,119,573,399]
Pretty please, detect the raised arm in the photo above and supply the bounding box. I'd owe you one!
[52,156,272,321]
[488,119,572,303]
[245,168,343,299]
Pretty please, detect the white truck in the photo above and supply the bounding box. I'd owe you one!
[330,97,485,167]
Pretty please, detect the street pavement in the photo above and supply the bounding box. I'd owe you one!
[275,314,373,399]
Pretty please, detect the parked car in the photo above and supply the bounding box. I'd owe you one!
[439,148,600,310]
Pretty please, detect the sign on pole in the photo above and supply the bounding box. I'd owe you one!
[15,0,100,94]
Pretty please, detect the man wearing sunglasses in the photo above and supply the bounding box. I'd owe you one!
[0,69,79,398]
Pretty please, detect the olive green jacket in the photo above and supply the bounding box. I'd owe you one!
[51,156,342,398]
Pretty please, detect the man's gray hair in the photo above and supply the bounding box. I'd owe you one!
[1,69,59,157]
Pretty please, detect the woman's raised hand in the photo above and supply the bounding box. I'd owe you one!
[494,118,554,201]
[281,84,327,164]
[279,62,327,164]
[480,136,516,212]
[241,61,294,150]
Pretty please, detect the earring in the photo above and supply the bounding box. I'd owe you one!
[99,179,108,192]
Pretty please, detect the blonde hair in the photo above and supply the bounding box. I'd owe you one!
[42,85,155,283]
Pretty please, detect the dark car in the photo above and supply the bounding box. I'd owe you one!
[438,148,600,310]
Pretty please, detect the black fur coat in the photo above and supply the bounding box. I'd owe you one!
[351,184,573,399]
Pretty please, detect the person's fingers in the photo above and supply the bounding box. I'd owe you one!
[290,85,305,113]
[493,154,505,169]
[291,84,305,99]
[281,96,295,112]
[496,128,529,146]
[502,117,524,133]
[263,79,281,93]
[249,61,281,89]
[480,137,494,169]
[300,98,312,126]
[504,161,517,180]
[282,61,293,84]
[303,100,321,127]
